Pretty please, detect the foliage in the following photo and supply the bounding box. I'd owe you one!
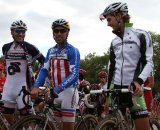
[80,52,109,84]
[150,32,160,94]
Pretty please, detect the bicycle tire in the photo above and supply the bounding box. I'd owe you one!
[0,115,9,130]
[0,122,8,130]
[150,118,160,130]
[74,114,98,130]
[10,115,56,130]
[95,119,116,130]
[116,110,127,130]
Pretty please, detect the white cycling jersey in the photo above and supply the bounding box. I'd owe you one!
[108,23,153,88]
[2,44,27,108]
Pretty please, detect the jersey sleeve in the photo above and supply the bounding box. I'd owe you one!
[26,42,45,64]
[137,32,154,85]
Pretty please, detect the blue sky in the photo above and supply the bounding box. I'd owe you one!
[0,0,160,59]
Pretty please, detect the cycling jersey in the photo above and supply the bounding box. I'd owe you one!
[108,23,153,88]
[34,41,80,94]
[2,41,45,109]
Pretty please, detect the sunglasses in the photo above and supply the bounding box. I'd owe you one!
[53,29,67,34]
[0,69,2,71]
[15,29,26,34]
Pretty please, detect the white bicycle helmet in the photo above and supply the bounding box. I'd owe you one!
[10,20,27,30]
[102,2,128,17]
[51,18,70,30]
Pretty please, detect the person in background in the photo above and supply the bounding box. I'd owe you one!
[100,2,153,130]
[144,73,154,113]
[78,69,90,94]
[98,70,108,91]
[0,64,6,95]
[31,18,80,130]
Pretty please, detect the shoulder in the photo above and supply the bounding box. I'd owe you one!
[133,28,151,39]
[23,41,38,50]
[66,42,80,54]
[2,42,13,54]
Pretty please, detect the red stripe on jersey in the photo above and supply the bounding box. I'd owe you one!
[64,60,69,77]
[51,60,56,87]
[51,59,70,87]
[57,60,62,85]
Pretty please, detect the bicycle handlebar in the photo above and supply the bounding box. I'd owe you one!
[84,87,143,109]
[84,94,95,108]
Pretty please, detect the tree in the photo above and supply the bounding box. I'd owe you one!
[80,52,109,83]
[150,32,160,94]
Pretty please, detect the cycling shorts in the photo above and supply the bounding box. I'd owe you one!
[53,87,79,122]
[109,84,149,120]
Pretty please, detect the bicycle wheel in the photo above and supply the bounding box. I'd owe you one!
[0,121,8,130]
[150,118,160,130]
[95,119,116,130]
[75,114,98,130]
[0,115,8,130]
[10,115,56,130]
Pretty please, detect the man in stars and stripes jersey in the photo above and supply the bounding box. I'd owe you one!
[31,18,80,130]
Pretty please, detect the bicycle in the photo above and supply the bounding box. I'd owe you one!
[0,87,32,130]
[74,91,98,130]
[144,87,160,130]
[10,86,98,130]
[85,88,135,130]
[85,87,160,130]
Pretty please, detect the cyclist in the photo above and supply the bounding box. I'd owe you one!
[78,69,90,94]
[100,2,153,130]
[98,70,108,91]
[1,20,45,125]
[31,18,80,130]
[96,71,108,121]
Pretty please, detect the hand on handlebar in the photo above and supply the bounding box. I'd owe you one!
[129,82,143,97]
[31,87,41,99]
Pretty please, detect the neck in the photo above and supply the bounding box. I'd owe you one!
[14,41,23,48]
[57,41,66,50]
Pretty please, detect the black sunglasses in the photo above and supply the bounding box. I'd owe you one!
[53,29,67,34]
[15,29,26,34]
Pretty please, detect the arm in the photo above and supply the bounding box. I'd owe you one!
[135,32,154,85]
[25,42,45,64]
[107,43,116,89]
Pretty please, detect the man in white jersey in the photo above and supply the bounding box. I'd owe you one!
[1,20,45,125]
[100,2,153,130]
[31,19,80,130]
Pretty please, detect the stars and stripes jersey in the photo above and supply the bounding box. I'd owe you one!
[34,42,80,93]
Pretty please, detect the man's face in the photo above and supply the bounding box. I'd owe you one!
[52,27,69,44]
[105,14,120,32]
[11,28,26,43]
